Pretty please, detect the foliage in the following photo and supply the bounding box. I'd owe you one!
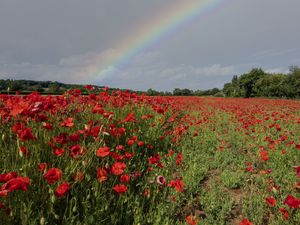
[223,66,300,98]
[2,65,300,99]
[0,79,140,95]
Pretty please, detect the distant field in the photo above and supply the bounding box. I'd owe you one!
[0,90,299,225]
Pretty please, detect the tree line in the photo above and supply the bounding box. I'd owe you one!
[1,65,299,98]
[146,88,222,96]
[223,66,300,98]
[148,66,300,98]
[0,80,76,93]
[0,80,148,95]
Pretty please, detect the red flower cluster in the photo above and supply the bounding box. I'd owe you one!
[265,196,276,207]
[240,219,253,225]
[113,184,127,194]
[168,179,184,192]
[96,146,110,157]
[284,195,300,209]
[55,182,70,198]
[43,168,62,184]
[12,123,36,141]
[0,172,30,197]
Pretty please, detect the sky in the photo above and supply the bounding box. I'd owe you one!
[0,0,300,91]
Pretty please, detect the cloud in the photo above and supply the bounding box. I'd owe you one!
[252,49,296,59]
[96,52,240,91]
[59,49,119,67]
[2,49,290,92]
[1,0,300,91]
[265,67,289,74]
[0,62,61,81]
[0,49,240,91]
[0,49,122,84]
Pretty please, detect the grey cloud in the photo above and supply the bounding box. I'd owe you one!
[97,52,240,91]
[265,67,289,74]
[1,0,300,90]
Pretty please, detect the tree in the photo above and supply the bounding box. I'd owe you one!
[147,88,160,96]
[239,68,266,97]
[253,74,286,97]
[285,66,300,97]
[173,88,182,96]
[172,88,194,96]
[223,75,243,97]
[29,84,44,92]
[48,83,60,93]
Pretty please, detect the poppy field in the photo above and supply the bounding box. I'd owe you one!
[0,88,299,225]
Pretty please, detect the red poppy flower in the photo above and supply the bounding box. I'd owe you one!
[92,105,105,114]
[97,168,107,182]
[0,172,18,183]
[0,190,8,197]
[52,133,68,145]
[69,133,80,142]
[9,104,24,117]
[281,150,287,155]
[168,179,184,192]
[69,144,84,158]
[1,176,30,192]
[137,141,144,147]
[156,175,166,186]
[116,145,124,151]
[260,150,269,161]
[120,174,130,183]
[124,152,134,160]
[85,85,94,90]
[279,207,289,219]
[19,146,29,155]
[61,117,74,128]
[166,149,175,158]
[37,163,47,172]
[123,112,136,123]
[127,139,135,146]
[284,195,300,208]
[147,145,153,149]
[245,162,253,172]
[148,154,161,165]
[43,168,62,184]
[266,196,276,207]
[240,219,253,225]
[96,147,110,157]
[176,153,183,165]
[109,152,122,161]
[18,128,35,141]
[52,148,65,157]
[111,162,126,175]
[55,182,70,198]
[42,122,53,130]
[112,184,127,194]
[91,125,101,138]
[12,123,23,133]
[293,165,300,177]
[186,215,197,225]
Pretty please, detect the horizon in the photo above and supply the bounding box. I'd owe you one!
[0,66,296,93]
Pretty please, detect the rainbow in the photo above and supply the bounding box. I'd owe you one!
[85,0,227,83]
